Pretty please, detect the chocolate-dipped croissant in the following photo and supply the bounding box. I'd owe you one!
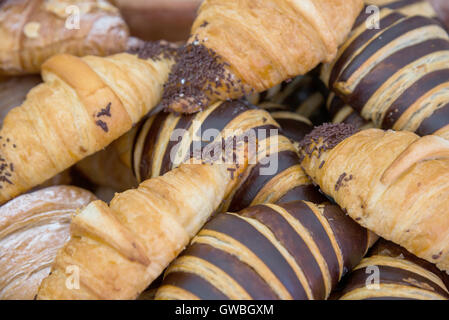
[162,0,364,113]
[321,8,449,140]
[334,239,449,300]
[155,201,377,300]
[298,123,449,273]
[79,100,322,211]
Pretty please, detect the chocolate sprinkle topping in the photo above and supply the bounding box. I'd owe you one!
[335,173,353,191]
[162,38,247,113]
[127,40,179,61]
[298,123,358,162]
[95,120,109,133]
[96,103,111,118]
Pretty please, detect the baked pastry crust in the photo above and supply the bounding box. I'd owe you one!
[0,186,96,300]
[163,0,364,113]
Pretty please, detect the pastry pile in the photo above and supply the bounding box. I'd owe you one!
[0,0,448,300]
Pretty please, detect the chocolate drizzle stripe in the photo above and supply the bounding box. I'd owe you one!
[382,69,449,129]
[162,271,229,300]
[322,205,368,277]
[204,213,307,299]
[343,111,369,129]
[275,118,313,143]
[338,15,440,89]
[363,297,419,300]
[282,202,341,289]
[139,112,168,180]
[240,205,325,299]
[183,243,279,300]
[347,39,449,111]
[416,102,449,136]
[276,184,327,205]
[327,95,346,118]
[339,265,449,299]
[159,113,195,175]
[229,150,300,212]
[188,101,253,155]
[329,12,405,88]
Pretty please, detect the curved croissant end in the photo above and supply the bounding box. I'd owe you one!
[381,135,449,185]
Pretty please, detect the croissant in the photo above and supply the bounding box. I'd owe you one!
[156,201,377,300]
[0,41,177,204]
[321,8,449,140]
[162,0,364,113]
[37,163,234,299]
[0,0,129,75]
[0,186,96,300]
[334,239,449,300]
[298,123,449,273]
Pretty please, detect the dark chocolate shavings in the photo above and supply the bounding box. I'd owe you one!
[298,123,358,163]
[127,40,179,61]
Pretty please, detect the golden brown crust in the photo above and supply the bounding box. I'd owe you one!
[0,0,129,75]
[0,186,96,300]
[299,125,449,273]
[37,164,232,300]
[0,51,174,205]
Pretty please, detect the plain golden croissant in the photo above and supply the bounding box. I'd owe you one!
[0,186,96,300]
[321,7,449,140]
[162,0,364,113]
[298,123,449,273]
[0,0,129,75]
[334,239,449,300]
[0,41,177,205]
[156,200,377,300]
[37,163,235,300]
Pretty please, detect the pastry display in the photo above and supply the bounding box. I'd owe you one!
[156,200,377,300]
[0,41,177,205]
[0,0,129,75]
[334,239,449,300]
[0,186,96,300]
[0,0,448,302]
[299,124,449,273]
[162,0,364,113]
